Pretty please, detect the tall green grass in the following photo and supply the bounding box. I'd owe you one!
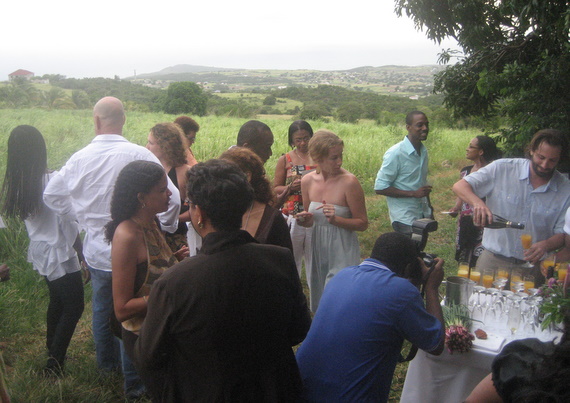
[0,109,479,401]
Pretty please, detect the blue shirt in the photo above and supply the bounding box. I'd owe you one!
[296,259,443,402]
[374,136,431,225]
[465,158,570,259]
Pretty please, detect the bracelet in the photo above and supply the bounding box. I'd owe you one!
[143,295,148,302]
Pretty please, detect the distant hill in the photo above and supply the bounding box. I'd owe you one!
[126,64,446,97]
[133,64,236,78]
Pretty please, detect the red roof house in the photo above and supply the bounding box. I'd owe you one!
[9,69,34,81]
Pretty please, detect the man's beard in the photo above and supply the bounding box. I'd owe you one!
[532,161,554,179]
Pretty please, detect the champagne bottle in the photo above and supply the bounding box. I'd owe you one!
[484,214,525,229]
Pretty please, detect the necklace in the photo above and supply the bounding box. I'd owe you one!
[294,149,308,163]
[242,203,254,230]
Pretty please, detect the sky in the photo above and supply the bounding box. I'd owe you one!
[1,0,459,81]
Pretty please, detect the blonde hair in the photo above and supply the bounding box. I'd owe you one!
[308,129,344,163]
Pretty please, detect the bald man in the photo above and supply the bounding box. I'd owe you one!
[44,96,180,398]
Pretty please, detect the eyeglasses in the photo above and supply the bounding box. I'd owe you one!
[293,136,311,144]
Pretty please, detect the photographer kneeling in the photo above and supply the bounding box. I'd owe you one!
[296,232,445,402]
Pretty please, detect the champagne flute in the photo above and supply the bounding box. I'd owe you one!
[520,234,534,268]
[507,295,522,339]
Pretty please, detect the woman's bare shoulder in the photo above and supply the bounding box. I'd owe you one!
[113,220,143,245]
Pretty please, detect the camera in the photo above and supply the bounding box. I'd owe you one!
[411,218,438,269]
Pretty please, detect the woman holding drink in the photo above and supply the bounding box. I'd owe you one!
[274,120,317,279]
[449,135,501,268]
[296,130,368,312]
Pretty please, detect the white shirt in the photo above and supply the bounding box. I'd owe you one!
[43,134,180,272]
[26,172,80,281]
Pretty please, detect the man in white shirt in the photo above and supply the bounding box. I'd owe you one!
[44,96,180,398]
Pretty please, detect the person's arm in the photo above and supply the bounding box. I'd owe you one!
[273,154,291,195]
[465,373,503,403]
[422,257,445,356]
[295,174,314,228]
[375,185,432,198]
[43,171,77,221]
[319,175,368,232]
[452,178,493,227]
[111,224,147,322]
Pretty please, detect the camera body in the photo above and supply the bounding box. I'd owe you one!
[411,219,438,269]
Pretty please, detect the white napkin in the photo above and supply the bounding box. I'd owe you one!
[472,331,505,352]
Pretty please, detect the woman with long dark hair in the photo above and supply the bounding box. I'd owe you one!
[274,120,317,279]
[449,135,502,266]
[105,160,183,359]
[132,159,311,401]
[1,125,84,376]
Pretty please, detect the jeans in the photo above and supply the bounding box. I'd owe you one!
[89,267,144,395]
[45,268,84,368]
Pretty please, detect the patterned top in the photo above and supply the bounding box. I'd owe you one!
[283,153,317,215]
[121,218,178,333]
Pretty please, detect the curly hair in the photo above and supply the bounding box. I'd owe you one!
[287,120,314,148]
[308,129,344,163]
[186,159,253,231]
[174,116,200,135]
[219,147,274,204]
[150,122,188,167]
[1,125,47,220]
[104,160,165,242]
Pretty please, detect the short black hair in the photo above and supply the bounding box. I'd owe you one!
[371,232,421,280]
[237,120,271,146]
[405,111,426,126]
[186,159,254,231]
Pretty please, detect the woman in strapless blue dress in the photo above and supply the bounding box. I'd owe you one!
[296,130,368,312]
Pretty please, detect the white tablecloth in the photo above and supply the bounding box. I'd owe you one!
[400,346,496,403]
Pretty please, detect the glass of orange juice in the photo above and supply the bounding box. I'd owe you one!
[457,262,469,278]
[469,269,481,284]
[511,268,522,283]
[521,234,532,250]
[523,275,534,292]
[558,264,568,283]
[482,268,494,288]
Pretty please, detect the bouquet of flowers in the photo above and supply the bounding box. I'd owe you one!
[442,304,474,354]
[538,275,570,330]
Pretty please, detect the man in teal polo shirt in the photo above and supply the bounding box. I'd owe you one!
[375,111,433,236]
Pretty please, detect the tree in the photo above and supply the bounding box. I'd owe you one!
[336,102,363,123]
[395,0,570,154]
[263,95,276,106]
[161,82,207,116]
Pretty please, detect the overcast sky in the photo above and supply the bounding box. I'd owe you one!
[1,0,459,81]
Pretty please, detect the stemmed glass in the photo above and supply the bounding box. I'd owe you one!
[484,288,501,328]
[507,294,522,339]
[471,286,486,322]
[520,234,534,268]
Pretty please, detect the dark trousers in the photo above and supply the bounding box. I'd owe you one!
[45,270,84,367]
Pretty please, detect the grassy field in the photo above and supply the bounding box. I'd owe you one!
[0,109,480,401]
